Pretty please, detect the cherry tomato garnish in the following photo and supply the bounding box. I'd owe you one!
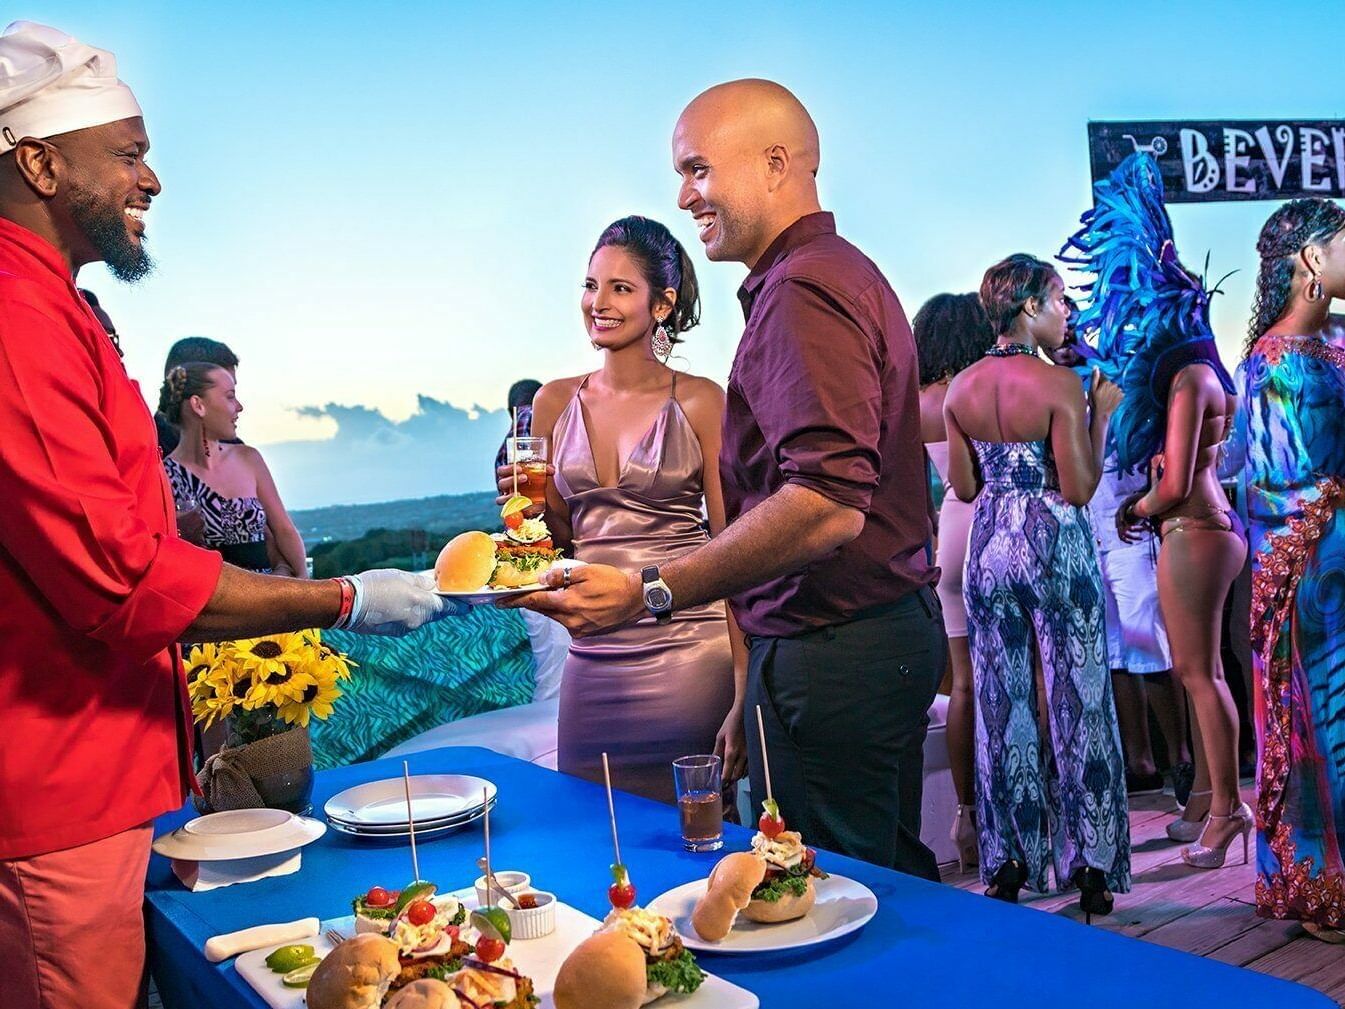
[608,882,637,909]
[758,813,785,838]
[406,899,436,926]
[475,936,506,963]
[365,886,393,907]
[503,511,523,530]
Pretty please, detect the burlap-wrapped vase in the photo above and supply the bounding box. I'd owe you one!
[195,723,314,815]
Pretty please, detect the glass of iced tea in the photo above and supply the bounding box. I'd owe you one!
[507,436,548,515]
[673,754,724,852]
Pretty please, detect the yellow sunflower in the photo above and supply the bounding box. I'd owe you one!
[275,664,343,728]
[232,633,309,706]
[192,668,244,727]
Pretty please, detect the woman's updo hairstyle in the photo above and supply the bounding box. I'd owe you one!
[979,253,1059,337]
[1244,197,1345,356]
[592,216,701,345]
[158,362,220,420]
[912,292,995,386]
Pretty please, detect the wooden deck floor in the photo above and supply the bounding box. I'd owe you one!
[942,787,1345,1006]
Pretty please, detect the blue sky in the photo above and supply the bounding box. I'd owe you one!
[21,1,1345,507]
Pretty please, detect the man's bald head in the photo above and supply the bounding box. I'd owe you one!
[680,80,820,178]
[673,79,823,267]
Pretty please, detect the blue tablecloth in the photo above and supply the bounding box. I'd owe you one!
[146,747,1331,1009]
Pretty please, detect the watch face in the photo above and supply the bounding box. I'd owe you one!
[646,586,672,611]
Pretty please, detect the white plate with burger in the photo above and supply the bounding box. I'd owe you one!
[434,526,583,605]
[649,871,878,954]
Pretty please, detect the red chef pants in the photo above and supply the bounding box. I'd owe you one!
[0,822,152,1009]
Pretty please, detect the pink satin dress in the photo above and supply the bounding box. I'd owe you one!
[552,375,736,804]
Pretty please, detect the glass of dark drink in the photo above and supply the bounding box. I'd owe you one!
[673,754,724,852]
[507,436,548,515]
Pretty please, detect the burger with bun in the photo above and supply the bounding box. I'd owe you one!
[434,532,497,593]
[554,905,703,1008]
[740,798,827,923]
[305,934,400,1009]
[690,851,767,940]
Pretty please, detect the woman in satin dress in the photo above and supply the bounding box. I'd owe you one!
[498,217,743,803]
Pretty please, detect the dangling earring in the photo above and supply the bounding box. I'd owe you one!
[1307,273,1324,302]
[651,319,673,363]
[202,429,211,458]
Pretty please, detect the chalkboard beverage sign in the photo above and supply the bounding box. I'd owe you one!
[1088,120,1345,203]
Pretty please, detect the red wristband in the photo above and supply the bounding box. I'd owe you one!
[333,577,355,628]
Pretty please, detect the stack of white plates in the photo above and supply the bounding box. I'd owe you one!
[324,774,497,842]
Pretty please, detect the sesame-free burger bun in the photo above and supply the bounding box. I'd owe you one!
[553,930,647,1009]
[435,531,496,592]
[742,875,816,923]
[385,979,462,1009]
[306,934,401,1009]
[692,852,768,940]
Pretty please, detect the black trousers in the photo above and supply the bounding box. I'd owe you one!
[745,587,946,881]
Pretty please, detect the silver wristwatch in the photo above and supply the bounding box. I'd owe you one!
[641,565,673,625]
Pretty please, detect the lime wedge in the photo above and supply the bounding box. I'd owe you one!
[501,494,532,518]
[265,944,316,973]
[394,880,437,914]
[470,906,512,945]
[281,961,321,988]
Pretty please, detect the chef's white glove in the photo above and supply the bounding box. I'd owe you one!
[338,569,468,636]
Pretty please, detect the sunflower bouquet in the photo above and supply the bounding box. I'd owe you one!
[185,630,354,745]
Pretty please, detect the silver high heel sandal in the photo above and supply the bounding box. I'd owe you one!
[1166,789,1211,843]
[1181,801,1254,869]
[950,804,978,874]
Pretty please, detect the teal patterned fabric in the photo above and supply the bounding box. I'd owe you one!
[311,607,535,770]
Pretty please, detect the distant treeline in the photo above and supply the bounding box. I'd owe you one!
[312,526,454,578]
[292,491,499,545]
[302,491,502,577]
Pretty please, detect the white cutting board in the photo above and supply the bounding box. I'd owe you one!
[234,888,757,1009]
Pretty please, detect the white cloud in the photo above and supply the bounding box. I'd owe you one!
[262,396,508,509]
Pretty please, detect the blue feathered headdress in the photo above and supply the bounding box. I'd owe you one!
[1059,152,1232,475]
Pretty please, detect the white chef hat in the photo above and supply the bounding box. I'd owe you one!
[0,21,142,155]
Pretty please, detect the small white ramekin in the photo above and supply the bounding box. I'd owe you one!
[502,889,556,939]
[474,871,531,907]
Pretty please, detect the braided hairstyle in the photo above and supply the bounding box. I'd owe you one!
[158,362,221,421]
[592,216,701,346]
[1245,198,1345,357]
[912,292,995,386]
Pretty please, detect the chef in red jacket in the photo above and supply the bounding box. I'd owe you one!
[0,22,464,1009]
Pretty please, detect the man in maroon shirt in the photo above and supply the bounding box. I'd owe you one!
[516,79,945,878]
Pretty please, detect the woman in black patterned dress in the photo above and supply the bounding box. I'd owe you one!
[158,363,307,576]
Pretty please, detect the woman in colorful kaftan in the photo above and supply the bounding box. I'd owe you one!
[1242,197,1345,943]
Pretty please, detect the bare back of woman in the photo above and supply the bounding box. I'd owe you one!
[943,257,1130,913]
[1122,363,1249,862]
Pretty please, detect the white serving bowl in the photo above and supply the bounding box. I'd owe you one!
[474,870,531,907]
[502,889,556,939]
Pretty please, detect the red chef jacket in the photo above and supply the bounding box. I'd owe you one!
[0,217,223,859]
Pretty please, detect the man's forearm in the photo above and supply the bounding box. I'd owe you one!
[184,564,342,640]
[663,483,864,612]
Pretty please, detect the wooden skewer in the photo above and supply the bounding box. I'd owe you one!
[602,752,622,867]
[755,705,774,805]
[402,760,420,884]
[511,408,519,497]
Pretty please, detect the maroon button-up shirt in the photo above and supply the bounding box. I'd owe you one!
[720,212,936,638]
